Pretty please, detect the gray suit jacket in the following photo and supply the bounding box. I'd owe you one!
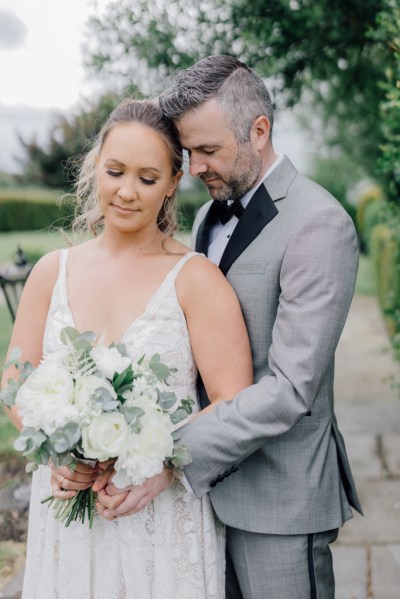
[178,156,362,535]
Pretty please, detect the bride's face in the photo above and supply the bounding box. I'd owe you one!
[96,121,181,234]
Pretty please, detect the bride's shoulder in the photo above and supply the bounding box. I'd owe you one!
[27,248,63,282]
[177,252,228,294]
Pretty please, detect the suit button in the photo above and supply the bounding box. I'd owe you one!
[210,479,217,488]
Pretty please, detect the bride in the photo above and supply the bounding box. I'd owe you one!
[2,98,253,598]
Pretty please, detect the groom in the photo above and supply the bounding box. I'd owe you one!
[101,55,362,598]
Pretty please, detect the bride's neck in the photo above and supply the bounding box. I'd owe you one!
[98,225,166,257]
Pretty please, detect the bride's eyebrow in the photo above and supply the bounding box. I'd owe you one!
[138,167,162,175]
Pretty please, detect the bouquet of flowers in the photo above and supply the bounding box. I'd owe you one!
[0,327,193,528]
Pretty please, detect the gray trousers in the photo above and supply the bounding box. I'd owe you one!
[226,526,339,599]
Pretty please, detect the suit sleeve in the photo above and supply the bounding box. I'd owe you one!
[178,204,359,496]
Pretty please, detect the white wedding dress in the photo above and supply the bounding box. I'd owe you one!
[22,249,225,599]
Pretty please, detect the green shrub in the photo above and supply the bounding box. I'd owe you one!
[363,197,386,252]
[355,185,385,251]
[0,192,74,232]
[177,190,208,230]
[370,223,400,339]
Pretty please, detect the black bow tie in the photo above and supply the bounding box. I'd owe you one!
[213,199,245,224]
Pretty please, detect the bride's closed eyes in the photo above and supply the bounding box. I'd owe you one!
[105,169,157,185]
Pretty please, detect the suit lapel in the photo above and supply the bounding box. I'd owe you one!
[218,183,278,275]
[194,202,218,254]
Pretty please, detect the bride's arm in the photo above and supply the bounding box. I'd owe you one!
[178,255,253,405]
[1,251,59,430]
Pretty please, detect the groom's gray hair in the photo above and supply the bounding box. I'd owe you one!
[159,55,274,143]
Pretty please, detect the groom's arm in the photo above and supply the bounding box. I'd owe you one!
[179,203,359,497]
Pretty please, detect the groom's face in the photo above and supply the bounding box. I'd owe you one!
[176,98,262,202]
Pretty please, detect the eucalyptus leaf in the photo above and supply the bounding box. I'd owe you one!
[25,462,37,474]
[1,347,22,371]
[49,422,80,453]
[14,428,47,455]
[123,406,145,426]
[170,408,189,425]
[110,342,130,357]
[20,361,35,381]
[169,444,192,468]
[156,389,177,410]
[149,354,171,381]
[93,387,119,411]
[60,327,80,345]
[0,381,19,407]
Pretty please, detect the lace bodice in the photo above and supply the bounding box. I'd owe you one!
[43,249,199,402]
[22,249,225,599]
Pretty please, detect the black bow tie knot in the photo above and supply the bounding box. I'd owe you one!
[213,199,244,224]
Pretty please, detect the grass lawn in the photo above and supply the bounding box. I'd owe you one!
[0,229,71,266]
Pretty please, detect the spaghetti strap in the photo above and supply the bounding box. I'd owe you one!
[165,251,203,284]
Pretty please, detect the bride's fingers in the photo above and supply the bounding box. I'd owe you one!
[92,467,114,493]
[96,488,129,510]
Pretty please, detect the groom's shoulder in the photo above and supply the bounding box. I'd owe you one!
[287,171,351,219]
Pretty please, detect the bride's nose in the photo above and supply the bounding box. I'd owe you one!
[117,179,137,202]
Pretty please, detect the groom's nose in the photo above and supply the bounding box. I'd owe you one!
[189,155,208,178]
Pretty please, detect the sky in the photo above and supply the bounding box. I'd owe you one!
[0,0,312,175]
[0,0,109,173]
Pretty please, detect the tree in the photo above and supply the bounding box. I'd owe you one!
[17,92,125,190]
[85,0,390,179]
[372,0,400,203]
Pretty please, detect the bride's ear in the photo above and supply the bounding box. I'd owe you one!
[166,170,183,198]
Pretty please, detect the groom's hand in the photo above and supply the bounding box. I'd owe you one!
[99,468,174,519]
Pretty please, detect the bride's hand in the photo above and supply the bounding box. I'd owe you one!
[98,468,175,519]
[92,459,116,493]
[50,462,99,499]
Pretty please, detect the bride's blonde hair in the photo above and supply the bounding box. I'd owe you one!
[72,98,183,238]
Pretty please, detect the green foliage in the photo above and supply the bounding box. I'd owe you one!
[371,0,400,203]
[307,153,363,227]
[177,186,208,230]
[356,185,385,240]
[0,195,74,232]
[85,0,388,180]
[370,205,400,350]
[17,93,124,191]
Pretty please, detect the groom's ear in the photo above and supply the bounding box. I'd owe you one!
[167,170,183,198]
[251,116,271,151]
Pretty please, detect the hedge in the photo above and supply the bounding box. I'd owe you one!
[0,189,74,232]
[0,189,206,233]
[370,223,400,340]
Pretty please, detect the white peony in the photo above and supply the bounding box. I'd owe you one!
[113,410,174,488]
[91,346,131,380]
[15,359,78,435]
[74,374,117,423]
[81,412,129,461]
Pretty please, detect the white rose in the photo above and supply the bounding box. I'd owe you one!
[113,411,173,487]
[15,359,78,435]
[74,375,117,422]
[81,412,129,461]
[91,346,131,380]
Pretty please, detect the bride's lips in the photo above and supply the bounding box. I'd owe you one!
[111,204,138,214]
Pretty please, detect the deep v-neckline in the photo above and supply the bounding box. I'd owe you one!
[60,250,196,344]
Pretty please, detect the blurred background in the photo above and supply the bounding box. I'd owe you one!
[0,0,399,595]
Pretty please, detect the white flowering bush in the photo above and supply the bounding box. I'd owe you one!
[0,327,193,527]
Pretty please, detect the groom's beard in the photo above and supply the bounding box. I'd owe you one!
[200,143,262,203]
